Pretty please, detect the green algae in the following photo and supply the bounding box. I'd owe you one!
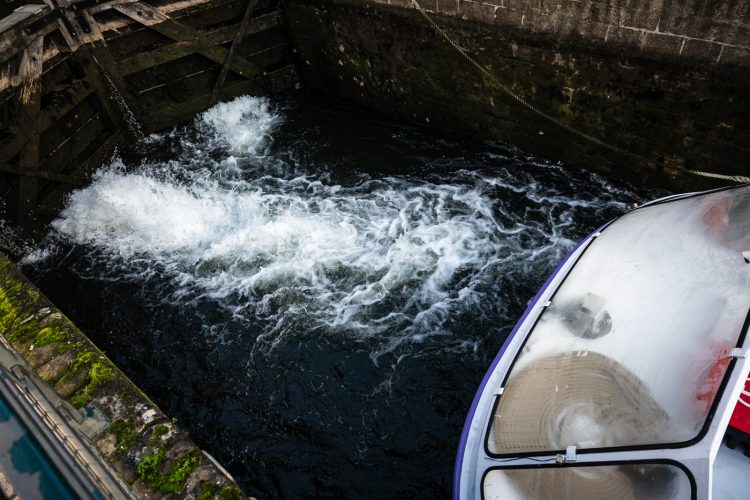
[1,273,63,347]
[218,486,241,500]
[69,352,115,408]
[55,340,78,355]
[34,327,68,346]
[0,284,29,340]
[109,419,140,457]
[25,287,39,302]
[136,449,202,493]
[71,351,98,372]
[136,448,166,486]
[148,424,169,446]
[198,481,218,500]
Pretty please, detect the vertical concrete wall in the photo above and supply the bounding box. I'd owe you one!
[284,0,750,187]
[386,0,750,65]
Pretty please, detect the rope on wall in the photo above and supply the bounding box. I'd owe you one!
[409,0,750,185]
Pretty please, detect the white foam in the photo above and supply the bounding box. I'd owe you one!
[198,96,281,155]
[39,96,631,356]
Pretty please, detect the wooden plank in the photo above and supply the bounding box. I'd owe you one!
[55,18,81,52]
[17,37,45,223]
[79,8,107,45]
[113,1,261,80]
[52,0,88,51]
[177,0,248,31]
[141,77,253,129]
[65,19,145,143]
[0,21,63,93]
[0,163,87,185]
[77,131,119,176]
[93,0,238,37]
[88,0,141,15]
[239,41,289,70]
[80,31,146,140]
[142,63,293,130]
[42,111,106,172]
[118,11,281,75]
[0,4,47,34]
[118,24,236,74]
[0,81,94,163]
[209,0,258,104]
[160,0,240,19]
[0,5,51,60]
[0,18,59,66]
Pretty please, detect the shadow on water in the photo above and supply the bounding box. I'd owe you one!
[12,90,663,498]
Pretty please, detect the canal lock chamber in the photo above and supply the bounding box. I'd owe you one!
[1,0,750,497]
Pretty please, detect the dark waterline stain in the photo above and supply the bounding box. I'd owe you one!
[17,91,662,498]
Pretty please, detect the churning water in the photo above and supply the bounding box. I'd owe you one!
[17,93,660,497]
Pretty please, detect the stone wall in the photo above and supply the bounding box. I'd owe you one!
[385,0,750,66]
[0,252,246,499]
[284,0,750,188]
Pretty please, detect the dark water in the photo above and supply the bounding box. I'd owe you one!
[12,92,660,498]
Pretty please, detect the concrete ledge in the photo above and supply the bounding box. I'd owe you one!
[0,252,246,499]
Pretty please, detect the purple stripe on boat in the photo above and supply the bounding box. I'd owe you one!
[452,223,610,499]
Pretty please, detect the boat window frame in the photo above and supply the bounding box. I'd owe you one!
[482,184,750,459]
[479,459,698,500]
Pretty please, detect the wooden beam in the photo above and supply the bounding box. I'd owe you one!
[113,1,262,80]
[42,111,106,169]
[0,82,94,163]
[90,0,238,36]
[209,0,258,105]
[0,5,51,62]
[0,163,87,186]
[0,21,66,93]
[117,11,282,76]
[16,37,45,223]
[142,63,295,130]
[88,0,141,15]
[119,24,238,75]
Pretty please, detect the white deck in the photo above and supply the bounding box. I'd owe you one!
[714,443,750,500]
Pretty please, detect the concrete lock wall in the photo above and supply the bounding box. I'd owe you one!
[0,252,245,499]
[283,0,750,187]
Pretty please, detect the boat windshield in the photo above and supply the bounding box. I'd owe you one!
[482,462,693,499]
[488,186,750,456]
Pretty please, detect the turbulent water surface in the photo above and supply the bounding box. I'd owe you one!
[12,93,660,498]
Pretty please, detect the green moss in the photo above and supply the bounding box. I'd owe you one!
[69,354,115,408]
[0,278,40,341]
[34,327,68,347]
[55,341,78,354]
[0,275,66,350]
[71,351,98,373]
[0,285,28,339]
[164,450,202,492]
[69,393,86,408]
[218,486,241,500]
[148,424,169,446]
[136,448,165,486]
[136,449,202,493]
[198,481,218,500]
[109,419,140,457]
